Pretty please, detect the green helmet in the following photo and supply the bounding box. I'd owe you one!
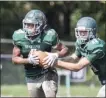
[23,10,47,37]
[75,17,97,44]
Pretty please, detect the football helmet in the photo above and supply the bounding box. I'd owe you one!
[75,17,97,44]
[23,10,47,37]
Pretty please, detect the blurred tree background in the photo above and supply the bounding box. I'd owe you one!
[0,1,106,85]
[1,1,106,41]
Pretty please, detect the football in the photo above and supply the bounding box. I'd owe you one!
[30,50,48,67]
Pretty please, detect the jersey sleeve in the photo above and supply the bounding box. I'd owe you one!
[86,40,105,63]
[12,29,24,48]
[86,47,105,63]
[43,29,59,48]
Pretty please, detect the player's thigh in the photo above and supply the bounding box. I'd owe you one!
[97,85,106,97]
[42,72,58,97]
[26,77,45,97]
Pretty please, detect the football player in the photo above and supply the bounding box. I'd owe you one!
[43,17,106,97]
[12,9,68,97]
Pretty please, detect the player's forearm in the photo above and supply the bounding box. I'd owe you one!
[57,47,69,57]
[56,60,81,71]
[59,56,77,63]
[12,56,29,65]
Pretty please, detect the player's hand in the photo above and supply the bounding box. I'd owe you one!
[42,53,58,69]
[28,49,40,65]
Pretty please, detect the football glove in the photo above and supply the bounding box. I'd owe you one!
[43,53,58,69]
[28,49,40,65]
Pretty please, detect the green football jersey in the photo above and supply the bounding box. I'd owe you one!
[12,28,59,78]
[75,38,106,84]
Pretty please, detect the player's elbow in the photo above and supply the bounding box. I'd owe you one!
[12,57,20,65]
[12,59,18,65]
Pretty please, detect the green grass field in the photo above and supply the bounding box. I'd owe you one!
[1,84,100,97]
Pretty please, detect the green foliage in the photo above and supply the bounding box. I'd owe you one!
[1,1,105,41]
[71,9,82,39]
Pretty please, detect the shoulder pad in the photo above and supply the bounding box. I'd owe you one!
[12,29,25,41]
[45,29,57,36]
[87,38,105,53]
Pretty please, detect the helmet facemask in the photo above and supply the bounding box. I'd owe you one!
[23,20,45,37]
[75,27,96,44]
[22,10,47,37]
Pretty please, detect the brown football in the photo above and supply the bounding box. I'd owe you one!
[30,50,48,67]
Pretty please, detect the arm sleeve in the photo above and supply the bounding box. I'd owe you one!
[43,29,59,48]
[13,41,22,49]
[86,48,105,63]
[12,31,22,49]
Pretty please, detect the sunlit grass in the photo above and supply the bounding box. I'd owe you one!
[1,85,28,97]
[1,84,100,97]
